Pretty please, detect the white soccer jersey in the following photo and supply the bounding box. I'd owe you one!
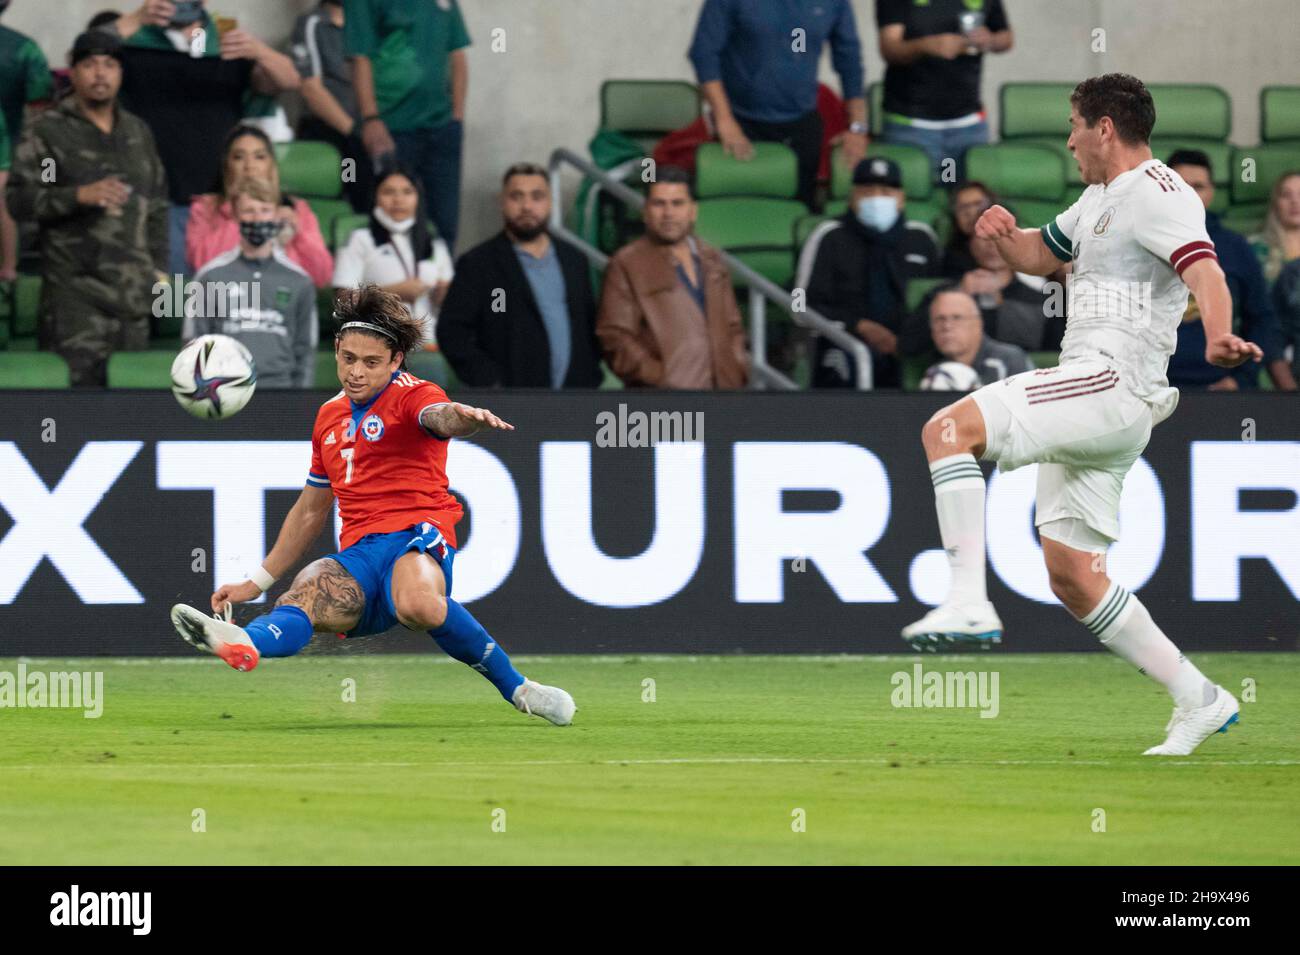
[1040,158,1218,423]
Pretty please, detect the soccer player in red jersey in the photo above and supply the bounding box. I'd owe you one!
[170,286,575,725]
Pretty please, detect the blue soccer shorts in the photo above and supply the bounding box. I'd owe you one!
[325,522,455,638]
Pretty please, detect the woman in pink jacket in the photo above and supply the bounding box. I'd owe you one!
[186,125,334,286]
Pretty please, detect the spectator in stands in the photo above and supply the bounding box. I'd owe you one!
[1272,258,1300,381]
[688,0,867,208]
[437,163,602,388]
[598,167,748,389]
[186,124,332,286]
[334,165,452,344]
[291,0,373,214]
[1166,150,1294,391]
[6,31,167,387]
[941,180,993,278]
[1255,170,1300,284]
[183,176,317,389]
[101,1,300,277]
[346,0,469,250]
[959,232,1059,351]
[876,0,1012,179]
[0,2,54,280]
[803,156,938,388]
[919,287,1033,388]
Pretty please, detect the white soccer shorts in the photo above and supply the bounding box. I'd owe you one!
[969,358,1156,545]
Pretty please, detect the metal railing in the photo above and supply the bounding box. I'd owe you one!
[547,147,873,390]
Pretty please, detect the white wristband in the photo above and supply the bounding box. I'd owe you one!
[250,566,277,593]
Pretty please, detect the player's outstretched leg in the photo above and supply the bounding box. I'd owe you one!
[172,559,364,672]
[389,551,576,725]
[902,398,1003,651]
[1042,535,1239,756]
[428,600,576,726]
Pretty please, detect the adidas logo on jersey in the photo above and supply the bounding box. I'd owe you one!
[324,431,336,446]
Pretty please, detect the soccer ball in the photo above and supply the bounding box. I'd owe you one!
[170,334,257,419]
[920,361,982,392]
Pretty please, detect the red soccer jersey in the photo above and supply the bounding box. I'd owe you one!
[307,371,464,550]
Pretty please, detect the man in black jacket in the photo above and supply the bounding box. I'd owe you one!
[799,156,939,387]
[437,163,603,388]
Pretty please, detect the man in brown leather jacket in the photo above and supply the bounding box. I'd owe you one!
[597,166,749,388]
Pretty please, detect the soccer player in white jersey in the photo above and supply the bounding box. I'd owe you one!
[901,74,1263,756]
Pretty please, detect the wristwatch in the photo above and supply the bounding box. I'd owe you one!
[848,121,869,136]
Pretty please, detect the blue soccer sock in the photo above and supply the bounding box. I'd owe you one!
[243,604,314,658]
[430,599,525,701]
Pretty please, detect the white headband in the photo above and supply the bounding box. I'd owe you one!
[337,320,398,342]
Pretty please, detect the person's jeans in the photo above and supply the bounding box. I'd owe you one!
[880,119,990,183]
[392,119,464,251]
[168,203,191,278]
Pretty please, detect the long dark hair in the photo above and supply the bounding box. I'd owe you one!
[369,164,435,262]
[215,124,293,209]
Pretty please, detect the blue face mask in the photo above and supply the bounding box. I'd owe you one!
[169,1,205,26]
[855,195,900,233]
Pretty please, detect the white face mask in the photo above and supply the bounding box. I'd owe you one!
[374,207,416,234]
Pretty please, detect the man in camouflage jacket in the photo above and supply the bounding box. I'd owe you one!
[6,31,168,386]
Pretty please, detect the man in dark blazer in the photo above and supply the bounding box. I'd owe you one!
[437,163,603,387]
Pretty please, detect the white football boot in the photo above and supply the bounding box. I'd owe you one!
[1143,684,1240,756]
[902,600,1003,652]
[171,602,261,672]
[512,679,576,726]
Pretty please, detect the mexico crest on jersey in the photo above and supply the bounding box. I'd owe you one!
[1093,206,1116,236]
[360,414,385,442]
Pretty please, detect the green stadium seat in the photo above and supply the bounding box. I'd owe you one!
[1229,143,1300,205]
[793,213,834,251]
[831,142,932,202]
[695,196,806,288]
[7,337,38,351]
[965,143,1066,203]
[867,80,884,137]
[314,349,340,389]
[306,198,354,249]
[275,140,343,198]
[1003,198,1069,230]
[696,141,798,199]
[1261,86,1300,143]
[332,212,370,249]
[906,277,947,313]
[1029,350,1060,369]
[14,273,40,339]
[599,80,700,153]
[1147,84,1231,141]
[599,361,624,390]
[999,83,1076,140]
[1220,206,1266,237]
[0,351,69,388]
[901,353,936,391]
[404,349,459,389]
[107,350,178,389]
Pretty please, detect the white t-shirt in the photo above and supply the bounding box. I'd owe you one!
[332,226,454,342]
[1041,158,1218,424]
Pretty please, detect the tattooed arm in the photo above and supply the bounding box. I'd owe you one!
[419,402,515,439]
[210,484,334,610]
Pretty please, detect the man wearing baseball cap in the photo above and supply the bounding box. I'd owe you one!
[798,155,939,387]
[5,30,168,386]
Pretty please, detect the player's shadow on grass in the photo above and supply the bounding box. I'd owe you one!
[244,722,475,732]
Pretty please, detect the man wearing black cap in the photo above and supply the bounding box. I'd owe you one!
[797,155,939,387]
[5,31,168,387]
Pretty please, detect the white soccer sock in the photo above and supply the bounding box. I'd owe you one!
[1079,580,1212,710]
[929,453,987,606]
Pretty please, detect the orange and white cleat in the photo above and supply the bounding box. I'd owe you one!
[171,602,261,672]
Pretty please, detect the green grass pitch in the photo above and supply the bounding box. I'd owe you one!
[1,652,1296,865]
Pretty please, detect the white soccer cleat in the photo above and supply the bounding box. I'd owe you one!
[512,679,576,726]
[902,601,1003,652]
[1143,684,1240,756]
[170,602,261,672]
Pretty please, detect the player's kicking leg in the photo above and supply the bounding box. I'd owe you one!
[171,559,364,672]
[901,396,1003,651]
[1041,534,1239,756]
[390,550,576,726]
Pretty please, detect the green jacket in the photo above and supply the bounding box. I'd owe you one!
[6,94,169,317]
